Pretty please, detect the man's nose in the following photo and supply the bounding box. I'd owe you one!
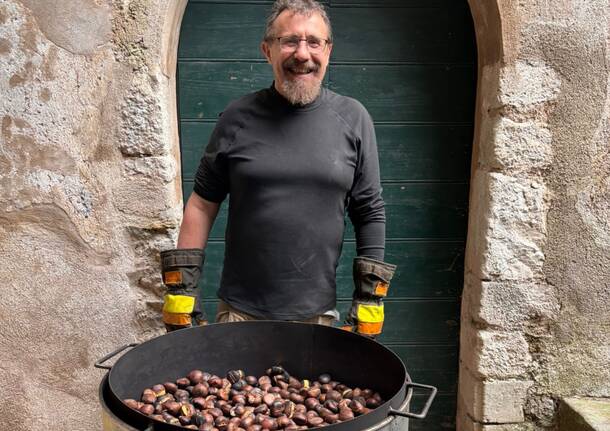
[293,41,311,61]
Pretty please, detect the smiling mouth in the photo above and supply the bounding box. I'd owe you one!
[283,58,319,76]
[286,67,315,75]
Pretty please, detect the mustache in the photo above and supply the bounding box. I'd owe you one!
[282,58,319,73]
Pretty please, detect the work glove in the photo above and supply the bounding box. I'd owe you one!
[344,256,396,338]
[160,248,206,332]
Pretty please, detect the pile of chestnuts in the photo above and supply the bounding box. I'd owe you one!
[124,365,385,430]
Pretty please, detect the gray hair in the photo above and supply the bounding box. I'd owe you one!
[263,0,333,43]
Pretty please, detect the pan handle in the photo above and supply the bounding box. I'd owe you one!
[388,382,437,420]
[94,343,139,370]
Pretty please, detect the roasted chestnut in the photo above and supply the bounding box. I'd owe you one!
[277,415,292,428]
[306,387,321,399]
[209,376,224,388]
[123,399,139,409]
[151,384,166,397]
[292,412,307,426]
[318,374,331,384]
[349,400,365,415]
[324,413,339,424]
[241,415,255,428]
[218,387,231,401]
[304,398,319,410]
[139,404,155,416]
[174,389,190,402]
[181,403,196,418]
[176,377,190,388]
[307,416,324,427]
[266,365,285,376]
[192,383,209,397]
[289,393,304,404]
[260,417,278,430]
[270,400,285,417]
[326,390,342,403]
[338,408,354,421]
[188,370,205,385]
[324,400,338,413]
[263,393,276,406]
[232,380,247,391]
[227,370,245,384]
[215,416,230,431]
[284,400,296,418]
[141,393,156,405]
[221,403,233,416]
[163,382,178,394]
[233,394,247,405]
[247,391,262,406]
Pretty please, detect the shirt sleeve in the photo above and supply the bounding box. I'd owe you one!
[192,113,235,203]
[347,109,386,260]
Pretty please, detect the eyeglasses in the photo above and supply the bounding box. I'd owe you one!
[273,36,330,54]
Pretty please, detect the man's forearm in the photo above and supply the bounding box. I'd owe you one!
[177,193,220,249]
[354,220,385,260]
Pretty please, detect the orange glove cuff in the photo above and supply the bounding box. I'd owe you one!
[162,311,192,326]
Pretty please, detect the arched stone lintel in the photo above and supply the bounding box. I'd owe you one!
[159,0,189,206]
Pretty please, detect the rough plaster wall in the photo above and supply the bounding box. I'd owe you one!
[459,1,610,430]
[0,0,183,429]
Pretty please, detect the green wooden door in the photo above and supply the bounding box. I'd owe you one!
[177,1,476,429]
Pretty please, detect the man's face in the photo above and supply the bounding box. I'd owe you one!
[261,10,332,105]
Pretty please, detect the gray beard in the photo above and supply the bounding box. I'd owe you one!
[281,78,322,105]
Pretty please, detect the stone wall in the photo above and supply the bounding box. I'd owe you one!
[0,1,185,429]
[459,1,610,430]
[0,1,608,430]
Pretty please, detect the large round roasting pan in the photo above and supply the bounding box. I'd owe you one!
[96,321,436,431]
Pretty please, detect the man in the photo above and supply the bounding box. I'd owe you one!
[160,0,396,337]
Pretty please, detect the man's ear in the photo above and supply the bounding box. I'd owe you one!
[261,41,272,64]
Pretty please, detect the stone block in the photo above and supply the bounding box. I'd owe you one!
[498,60,561,113]
[113,176,175,219]
[119,84,166,157]
[470,172,549,281]
[123,156,176,183]
[559,397,610,431]
[479,117,553,172]
[459,368,533,423]
[471,279,559,329]
[461,323,532,379]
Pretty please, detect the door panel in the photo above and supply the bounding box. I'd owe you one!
[330,64,475,122]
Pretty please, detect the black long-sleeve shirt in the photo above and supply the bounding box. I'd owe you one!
[193,84,385,319]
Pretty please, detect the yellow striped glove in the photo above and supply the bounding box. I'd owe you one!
[160,249,206,331]
[345,257,396,337]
